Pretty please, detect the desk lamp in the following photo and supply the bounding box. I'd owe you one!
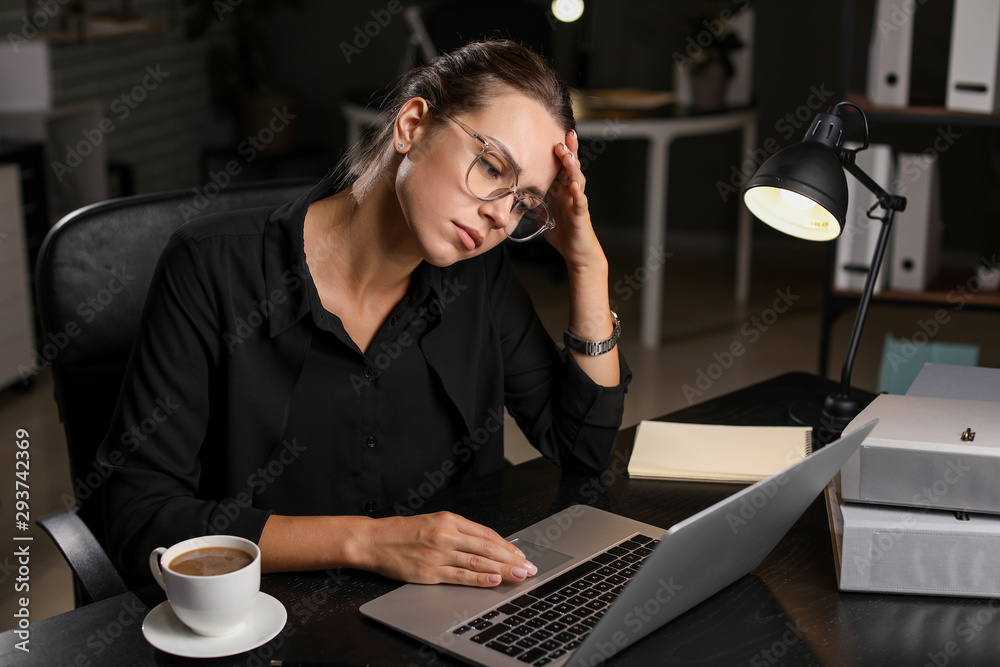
[743,101,906,444]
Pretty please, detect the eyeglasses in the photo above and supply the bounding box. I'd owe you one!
[429,105,555,242]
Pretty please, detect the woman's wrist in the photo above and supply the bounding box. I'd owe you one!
[260,514,374,573]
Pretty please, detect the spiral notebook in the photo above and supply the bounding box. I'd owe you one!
[628,421,814,483]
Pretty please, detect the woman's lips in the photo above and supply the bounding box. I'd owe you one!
[453,222,483,251]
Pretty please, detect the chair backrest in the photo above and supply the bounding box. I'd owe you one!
[35,178,316,549]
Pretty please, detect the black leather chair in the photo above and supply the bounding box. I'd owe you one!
[35,177,316,605]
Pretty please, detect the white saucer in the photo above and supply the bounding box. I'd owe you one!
[142,592,287,658]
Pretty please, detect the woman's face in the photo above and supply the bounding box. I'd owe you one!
[394,91,566,266]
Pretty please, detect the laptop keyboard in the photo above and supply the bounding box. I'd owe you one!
[450,533,659,666]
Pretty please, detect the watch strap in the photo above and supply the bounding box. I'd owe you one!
[563,311,621,356]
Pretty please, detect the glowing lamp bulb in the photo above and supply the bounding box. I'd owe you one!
[779,189,817,211]
[551,0,584,23]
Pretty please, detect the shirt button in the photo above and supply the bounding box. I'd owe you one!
[365,501,376,513]
[390,315,399,326]
[364,366,376,379]
[365,436,376,448]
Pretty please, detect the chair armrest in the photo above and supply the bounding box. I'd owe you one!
[37,507,128,605]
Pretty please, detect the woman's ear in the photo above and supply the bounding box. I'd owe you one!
[393,97,431,153]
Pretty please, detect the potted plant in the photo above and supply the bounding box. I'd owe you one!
[184,0,303,150]
[675,4,747,111]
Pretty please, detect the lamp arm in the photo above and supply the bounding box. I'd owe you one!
[838,207,894,398]
[840,152,907,212]
[835,154,906,396]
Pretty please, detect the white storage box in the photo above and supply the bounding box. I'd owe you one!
[827,479,1000,598]
[840,394,1000,514]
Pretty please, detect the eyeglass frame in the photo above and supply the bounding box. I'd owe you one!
[425,102,556,242]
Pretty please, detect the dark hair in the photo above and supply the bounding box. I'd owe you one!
[336,39,575,192]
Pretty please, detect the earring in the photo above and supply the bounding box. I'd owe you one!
[397,142,405,150]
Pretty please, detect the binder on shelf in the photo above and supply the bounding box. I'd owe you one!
[834,143,894,294]
[946,0,1000,113]
[889,152,943,292]
[866,0,913,107]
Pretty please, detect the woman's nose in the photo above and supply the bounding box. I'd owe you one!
[480,195,513,230]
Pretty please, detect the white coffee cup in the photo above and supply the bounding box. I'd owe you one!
[149,535,261,637]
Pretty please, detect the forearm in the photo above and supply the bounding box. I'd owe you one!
[565,253,620,388]
[260,512,536,586]
[259,514,371,573]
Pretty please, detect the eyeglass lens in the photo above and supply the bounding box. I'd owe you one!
[467,153,551,240]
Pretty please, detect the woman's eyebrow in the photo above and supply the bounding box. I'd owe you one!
[485,135,547,197]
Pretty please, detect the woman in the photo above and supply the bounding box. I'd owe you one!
[100,39,631,588]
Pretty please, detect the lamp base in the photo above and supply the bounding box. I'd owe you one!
[788,392,872,447]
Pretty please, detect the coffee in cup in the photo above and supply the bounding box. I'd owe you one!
[149,535,261,637]
[169,546,255,577]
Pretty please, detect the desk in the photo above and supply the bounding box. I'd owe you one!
[342,103,758,349]
[6,372,996,665]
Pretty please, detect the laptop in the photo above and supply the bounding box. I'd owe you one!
[361,420,877,666]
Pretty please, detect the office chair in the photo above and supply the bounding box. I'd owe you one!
[35,177,316,605]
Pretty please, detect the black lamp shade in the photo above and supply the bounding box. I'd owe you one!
[743,142,849,241]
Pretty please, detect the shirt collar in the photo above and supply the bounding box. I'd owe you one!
[264,178,336,337]
[263,178,447,337]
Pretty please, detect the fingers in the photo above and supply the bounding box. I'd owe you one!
[554,131,586,204]
[448,514,538,585]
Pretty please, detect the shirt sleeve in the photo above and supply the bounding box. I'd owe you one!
[485,247,632,475]
[98,229,273,581]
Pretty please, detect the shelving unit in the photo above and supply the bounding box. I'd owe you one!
[819,0,1000,376]
[0,164,35,390]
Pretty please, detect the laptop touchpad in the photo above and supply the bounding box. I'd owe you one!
[509,539,573,577]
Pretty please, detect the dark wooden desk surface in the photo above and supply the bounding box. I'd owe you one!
[3,372,998,666]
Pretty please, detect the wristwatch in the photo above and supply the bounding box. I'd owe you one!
[563,311,621,356]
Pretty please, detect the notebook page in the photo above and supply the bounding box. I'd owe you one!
[628,421,813,483]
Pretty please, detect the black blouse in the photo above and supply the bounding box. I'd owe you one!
[99,178,632,580]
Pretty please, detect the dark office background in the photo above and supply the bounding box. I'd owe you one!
[1,0,997,260]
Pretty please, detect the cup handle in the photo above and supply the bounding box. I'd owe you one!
[149,547,168,591]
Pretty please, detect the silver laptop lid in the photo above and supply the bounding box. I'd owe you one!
[569,420,877,666]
